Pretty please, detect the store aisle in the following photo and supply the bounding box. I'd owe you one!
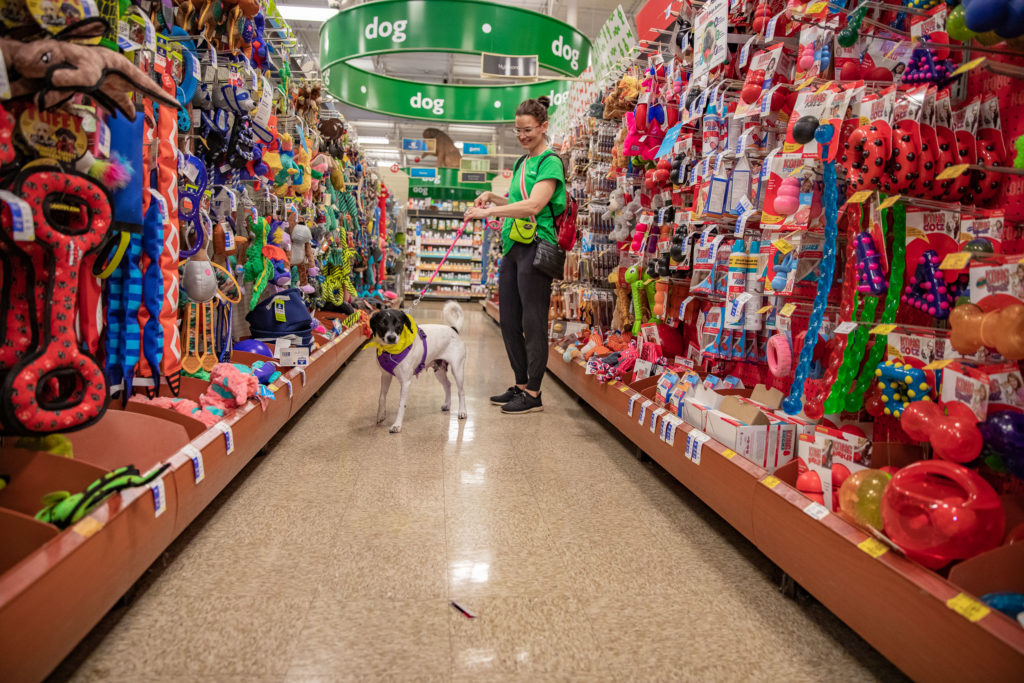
[54,302,903,682]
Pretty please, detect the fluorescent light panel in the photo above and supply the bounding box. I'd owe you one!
[357,136,390,145]
[277,5,337,22]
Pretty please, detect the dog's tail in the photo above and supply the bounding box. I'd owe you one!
[443,300,464,334]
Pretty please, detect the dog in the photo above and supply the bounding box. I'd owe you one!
[370,301,467,433]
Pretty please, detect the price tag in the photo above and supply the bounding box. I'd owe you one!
[255,75,273,128]
[757,304,773,315]
[804,502,829,520]
[779,303,797,318]
[858,537,889,558]
[627,394,640,417]
[151,477,167,517]
[72,516,104,539]
[214,421,234,454]
[951,56,986,77]
[761,475,781,488]
[946,593,992,623]
[869,323,897,335]
[878,194,901,210]
[0,190,35,242]
[847,190,874,204]
[651,407,667,433]
[939,252,972,270]
[834,321,859,335]
[936,163,970,181]
[739,35,757,69]
[773,238,794,254]
[722,449,737,459]
[299,368,307,385]
[280,376,293,397]
[735,208,757,236]
[729,292,753,319]
[686,429,710,463]
[924,358,956,370]
[182,444,204,484]
[765,11,784,40]
[638,399,653,425]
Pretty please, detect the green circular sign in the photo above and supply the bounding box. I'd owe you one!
[319,0,593,122]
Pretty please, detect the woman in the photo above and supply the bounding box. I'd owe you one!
[464,96,566,414]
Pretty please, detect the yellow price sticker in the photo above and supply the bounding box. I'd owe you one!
[936,163,970,181]
[946,593,992,623]
[924,358,956,370]
[73,516,104,539]
[858,537,889,558]
[722,449,737,459]
[554,347,565,354]
[779,303,797,317]
[952,56,986,77]
[878,194,901,210]
[939,252,972,270]
[847,190,874,204]
[805,1,827,13]
[619,385,630,393]
[796,76,816,91]
[757,304,773,314]
[773,238,795,255]
[870,323,897,335]
[761,475,781,488]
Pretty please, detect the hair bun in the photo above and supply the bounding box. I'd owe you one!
[536,95,551,109]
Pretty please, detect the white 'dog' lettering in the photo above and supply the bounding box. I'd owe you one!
[551,35,579,71]
[410,92,445,116]
[364,16,408,43]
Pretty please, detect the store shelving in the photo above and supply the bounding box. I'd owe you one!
[545,346,1024,683]
[0,319,366,683]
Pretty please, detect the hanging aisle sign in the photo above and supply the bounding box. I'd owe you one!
[402,138,433,152]
[320,0,592,122]
[462,143,488,155]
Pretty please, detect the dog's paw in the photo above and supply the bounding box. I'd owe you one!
[376,414,386,425]
[389,424,402,433]
[458,411,468,420]
[441,404,450,412]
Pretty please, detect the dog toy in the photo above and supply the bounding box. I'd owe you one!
[949,302,1024,360]
[874,360,937,419]
[901,250,952,319]
[855,231,887,295]
[980,411,1024,478]
[842,124,889,191]
[901,400,982,463]
[881,460,1004,569]
[783,125,837,416]
[838,469,892,532]
[35,463,170,529]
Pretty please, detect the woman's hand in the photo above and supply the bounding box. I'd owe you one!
[464,206,490,220]
[474,191,493,208]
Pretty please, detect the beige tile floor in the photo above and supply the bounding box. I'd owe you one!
[51,302,906,682]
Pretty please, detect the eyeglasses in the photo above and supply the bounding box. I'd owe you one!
[513,126,539,136]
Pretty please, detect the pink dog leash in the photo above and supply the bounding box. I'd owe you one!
[408,218,472,312]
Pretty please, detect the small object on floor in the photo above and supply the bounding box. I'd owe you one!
[501,392,543,414]
[450,601,476,619]
[490,386,523,405]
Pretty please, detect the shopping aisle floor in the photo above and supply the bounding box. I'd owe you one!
[53,302,904,682]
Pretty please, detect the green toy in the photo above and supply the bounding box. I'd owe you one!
[242,215,271,307]
[625,265,644,335]
[35,464,170,530]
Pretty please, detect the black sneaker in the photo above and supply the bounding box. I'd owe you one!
[501,392,543,414]
[490,386,523,405]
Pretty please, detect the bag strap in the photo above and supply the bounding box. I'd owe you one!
[517,151,565,221]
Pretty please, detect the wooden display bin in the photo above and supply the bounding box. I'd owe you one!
[0,325,366,683]
[547,344,1024,682]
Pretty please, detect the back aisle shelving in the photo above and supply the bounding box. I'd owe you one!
[406,200,486,300]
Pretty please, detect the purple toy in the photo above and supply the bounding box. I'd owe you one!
[901,250,952,319]
[234,339,274,357]
[855,232,887,295]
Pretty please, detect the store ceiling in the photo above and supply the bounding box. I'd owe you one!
[285,0,643,169]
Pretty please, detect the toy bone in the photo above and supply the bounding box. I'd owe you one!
[1,31,180,119]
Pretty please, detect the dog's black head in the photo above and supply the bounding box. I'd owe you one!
[369,308,413,346]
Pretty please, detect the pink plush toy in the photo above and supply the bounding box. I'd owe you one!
[200,363,260,411]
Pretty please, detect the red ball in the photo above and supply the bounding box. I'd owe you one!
[867,66,893,82]
[741,83,762,104]
[840,61,862,81]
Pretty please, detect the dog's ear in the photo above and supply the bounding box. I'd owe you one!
[369,311,384,338]
[400,311,413,333]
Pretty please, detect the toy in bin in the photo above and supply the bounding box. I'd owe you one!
[245,288,316,347]
[881,461,1005,569]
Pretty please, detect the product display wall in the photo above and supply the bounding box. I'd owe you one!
[0,2,400,679]
[538,0,1024,678]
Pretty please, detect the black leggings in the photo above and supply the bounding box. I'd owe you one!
[498,241,553,392]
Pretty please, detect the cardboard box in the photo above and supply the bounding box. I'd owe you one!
[705,408,773,465]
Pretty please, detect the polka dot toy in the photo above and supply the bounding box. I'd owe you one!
[855,231,887,295]
[874,360,937,420]
[901,250,953,319]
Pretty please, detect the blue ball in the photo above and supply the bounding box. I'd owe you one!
[814,123,835,144]
[965,0,1006,33]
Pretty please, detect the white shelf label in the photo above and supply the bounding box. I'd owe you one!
[214,421,235,454]
[151,478,167,517]
[804,502,830,520]
[183,444,204,484]
[686,429,711,464]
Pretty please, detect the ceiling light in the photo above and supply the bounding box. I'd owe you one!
[276,5,338,22]
[351,120,392,128]
[449,125,496,135]
[357,136,390,145]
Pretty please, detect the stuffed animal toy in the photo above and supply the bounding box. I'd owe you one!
[0,21,180,120]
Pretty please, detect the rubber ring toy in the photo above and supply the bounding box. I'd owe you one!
[767,333,793,377]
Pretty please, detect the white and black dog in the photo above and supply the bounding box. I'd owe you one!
[370,301,467,433]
